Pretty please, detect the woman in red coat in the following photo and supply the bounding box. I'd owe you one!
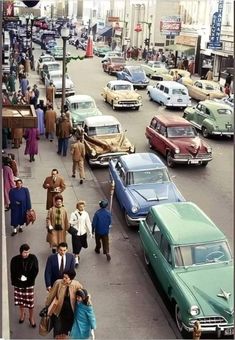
[24,128,39,162]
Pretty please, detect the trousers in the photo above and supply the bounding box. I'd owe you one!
[95,233,109,254]
[72,159,85,179]
[58,138,69,156]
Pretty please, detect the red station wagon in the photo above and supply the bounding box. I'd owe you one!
[145,115,213,167]
[102,57,126,75]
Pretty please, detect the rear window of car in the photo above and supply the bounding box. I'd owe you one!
[87,124,120,136]
[172,89,187,95]
[217,109,232,115]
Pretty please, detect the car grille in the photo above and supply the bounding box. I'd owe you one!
[118,100,139,105]
[174,153,211,159]
[191,316,227,326]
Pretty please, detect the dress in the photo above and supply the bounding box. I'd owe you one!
[3,165,15,206]
[70,302,96,339]
[24,128,39,156]
[9,187,31,227]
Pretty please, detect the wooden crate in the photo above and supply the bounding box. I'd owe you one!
[2,105,38,128]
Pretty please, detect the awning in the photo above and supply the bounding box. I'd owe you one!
[98,26,112,37]
[166,44,195,53]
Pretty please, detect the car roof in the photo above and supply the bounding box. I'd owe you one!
[152,114,192,127]
[40,54,54,59]
[156,81,187,89]
[150,202,226,245]
[84,115,120,126]
[199,100,232,110]
[107,80,133,86]
[42,61,60,66]
[66,95,95,103]
[48,70,63,76]
[119,152,165,171]
[194,80,219,85]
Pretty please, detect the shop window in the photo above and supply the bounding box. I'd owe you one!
[165,34,175,46]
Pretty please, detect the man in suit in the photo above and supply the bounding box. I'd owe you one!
[43,168,66,210]
[44,242,75,291]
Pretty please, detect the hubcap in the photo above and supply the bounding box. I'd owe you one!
[175,305,183,332]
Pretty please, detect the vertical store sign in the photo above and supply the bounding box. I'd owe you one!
[3,0,14,17]
[208,0,224,49]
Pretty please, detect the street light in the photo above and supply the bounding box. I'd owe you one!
[141,15,152,51]
[25,14,30,50]
[60,26,70,113]
[29,13,35,56]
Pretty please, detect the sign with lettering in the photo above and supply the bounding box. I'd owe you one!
[160,16,181,35]
[208,0,224,49]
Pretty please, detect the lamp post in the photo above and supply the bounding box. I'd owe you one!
[60,27,70,113]
[25,14,30,50]
[29,13,35,56]
[141,16,152,51]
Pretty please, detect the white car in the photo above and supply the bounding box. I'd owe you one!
[45,70,75,96]
[147,81,191,109]
[101,51,123,63]
[36,54,55,74]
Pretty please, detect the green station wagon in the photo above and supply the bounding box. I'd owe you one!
[183,100,234,138]
[139,202,233,338]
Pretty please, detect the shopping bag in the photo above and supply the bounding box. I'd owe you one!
[39,315,53,336]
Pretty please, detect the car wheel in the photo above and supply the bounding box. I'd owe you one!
[108,69,112,75]
[149,74,152,79]
[135,106,140,111]
[148,139,153,149]
[103,95,107,102]
[202,126,209,138]
[144,250,150,266]
[148,92,153,101]
[166,152,174,168]
[174,304,190,338]
[112,101,116,110]
[201,161,208,167]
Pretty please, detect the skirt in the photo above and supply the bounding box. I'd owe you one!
[72,233,88,254]
[52,296,74,337]
[14,286,34,308]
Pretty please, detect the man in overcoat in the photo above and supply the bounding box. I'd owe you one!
[45,104,57,141]
[43,169,66,210]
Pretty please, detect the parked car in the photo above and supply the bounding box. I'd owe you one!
[139,201,234,337]
[183,99,234,138]
[156,69,193,86]
[81,115,135,166]
[45,70,75,97]
[147,81,191,108]
[65,95,102,128]
[45,39,57,51]
[186,80,226,101]
[101,80,142,110]
[101,51,123,63]
[214,96,234,108]
[109,153,185,226]
[94,44,111,57]
[145,115,212,167]
[116,66,149,89]
[102,57,126,75]
[40,61,61,81]
[141,61,168,79]
[47,46,71,60]
[36,54,55,74]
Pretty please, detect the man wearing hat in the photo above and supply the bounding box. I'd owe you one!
[92,200,112,261]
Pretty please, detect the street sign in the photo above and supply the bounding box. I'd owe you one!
[108,16,119,22]
[209,0,224,49]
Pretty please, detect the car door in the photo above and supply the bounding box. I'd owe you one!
[192,81,204,101]
[158,84,165,103]
[106,83,113,103]
[112,162,128,209]
[195,104,210,128]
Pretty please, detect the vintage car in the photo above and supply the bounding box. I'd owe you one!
[36,54,55,74]
[40,61,61,81]
[109,152,185,226]
[214,96,234,108]
[94,44,111,57]
[139,202,234,337]
[47,46,71,60]
[102,57,126,75]
[145,115,212,167]
[163,69,193,86]
[81,115,135,166]
[101,80,142,110]
[141,61,169,79]
[45,70,75,97]
[186,80,226,101]
[101,51,123,63]
[116,66,149,89]
[183,100,234,138]
[147,81,191,108]
[65,95,102,128]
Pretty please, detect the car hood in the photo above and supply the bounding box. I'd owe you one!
[128,182,183,208]
[177,264,234,319]
[114,90,139,99]
[130,73,147,82]
[168,136,207,154]
[111,62,125,67]
[53,79,73,88]
[71,109,102,123]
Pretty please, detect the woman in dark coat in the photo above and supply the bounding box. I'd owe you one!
[24,128,39,162]
[9,179,32,236]
[10,243,39,327]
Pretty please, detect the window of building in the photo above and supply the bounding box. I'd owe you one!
[165,34,175,46]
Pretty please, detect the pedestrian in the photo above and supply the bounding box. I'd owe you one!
[205,69,213,81]
[224,84,231,97]
[19,74,28,96]
[56,114,73,157]
[11,127,23,149]
[70,289,96,340]
[46,82,55,108]
[46,194,69,253]
[9,179,32,236]
[24,127,40,162]
[44,242,75,291]
[182,56,189,71]
[10,243,39,328]
[68,201,92,267]
[70,136,86,184]
[8,152,19,177]
[3,155,15,211]
[7,72,16,93]
[43,169,66,210]
[31,84,39,108]
[92,199,112,262]
[225,72,232,87]
[2,128,10,149]
[25,55,30,76]
[45,104,57,142]
[44,270,83,339]
[36,104,45,135]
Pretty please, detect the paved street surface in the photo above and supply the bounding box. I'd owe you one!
[4,47,179,340]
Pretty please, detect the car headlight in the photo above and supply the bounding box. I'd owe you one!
[206,146,212,153]
[91,149,96,157]
[138,96,142,100]
[131,206,139,213]
[175,148,180,154]
[115,96,119,100]
[189,305,200,316]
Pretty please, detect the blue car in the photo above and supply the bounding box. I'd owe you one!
[109,153,185,226]
[116,66,149,89]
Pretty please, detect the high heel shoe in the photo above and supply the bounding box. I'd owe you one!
[19,318,25,324]
[29,318,36,328]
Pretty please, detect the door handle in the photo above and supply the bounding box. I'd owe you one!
[153,253,157,259]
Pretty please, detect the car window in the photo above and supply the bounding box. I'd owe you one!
[156,121,161,131]
[217,109,232,115]
[129,168,170,185]
[114,85,132,91]
[201,105,210,115]
[145,212,155,230]
[167,126,196,137]
[172,89,187,95]
[150,118,157,129]
[160,236,172,264]
[160,85,164,91]
[164,87,169,94]
[71,101,95,110]
[153,224,161,245]
[159,125,166,136]
[130,66,143,74]
[120,169,127,185]
[195,82,202,88]
[87,124,120,136]
[205,84,215,91]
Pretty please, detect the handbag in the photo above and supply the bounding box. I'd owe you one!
[68,225,78,236]
[47,296,59,316]
[39,315,53,336]
[26,209,36,225]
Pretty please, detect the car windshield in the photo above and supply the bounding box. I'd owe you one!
[130,67,143,74]
[71,101,95,110]
[167,126,196,138]
[172,89,187,95]
[87,124,120,136]
[111,58,124,63]
[128,168,170,185]
[114,84,132,91]
[204,84,219,91]
[42,57,53,63]
[174,241,232,267]
[217,109,232,115]
[48,65,60,71]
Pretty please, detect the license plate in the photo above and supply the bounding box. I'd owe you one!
[190,159,199,164]
[177,99,182,102]
[225,328,234,335]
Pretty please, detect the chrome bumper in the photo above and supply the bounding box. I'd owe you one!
[212,131,234,136]
[184,322,234,336]
[88,152,130,166]
[172,156,212,164]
